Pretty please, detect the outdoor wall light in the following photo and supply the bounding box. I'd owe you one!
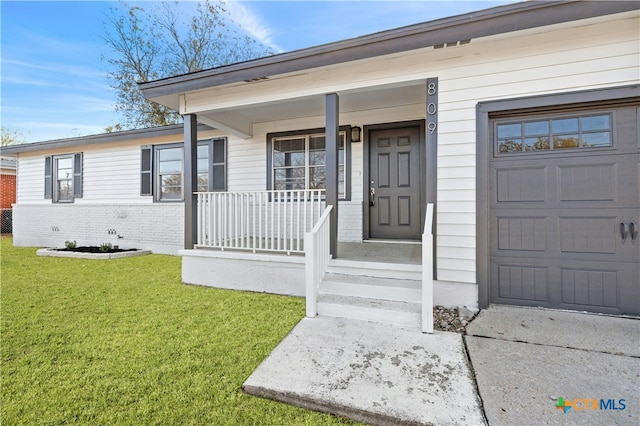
[350,126,361,142]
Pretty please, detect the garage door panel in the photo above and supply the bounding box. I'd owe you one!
[496,264,548,302]
[556,257,639,315]
[492,211,636,262]
[492,156,638,207]
[559,216,617,254]
[558,163,616,202]
[491,257,638,314]
[496,167,547,202]
[497,216,547,251]
[561,268,618,308]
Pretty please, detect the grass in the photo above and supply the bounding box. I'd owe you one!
[1,237,353,425]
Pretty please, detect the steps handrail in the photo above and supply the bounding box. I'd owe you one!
[422,203,435,333]
[424,203,434,235]
[304,205,333,318]
[311,205,333,234]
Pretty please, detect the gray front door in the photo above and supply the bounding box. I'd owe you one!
[369,126,422,240]
[489,105,640,315]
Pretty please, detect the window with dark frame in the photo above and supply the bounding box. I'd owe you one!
[496,112,613,154]
[44,153,82,203]
[269,130,349,199]
[55,156,74,202]
[141,138,227,201]
[157,146,183,201]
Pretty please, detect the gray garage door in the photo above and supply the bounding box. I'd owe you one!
[489,104,639,315]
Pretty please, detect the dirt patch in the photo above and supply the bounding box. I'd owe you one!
[433,306,477,334]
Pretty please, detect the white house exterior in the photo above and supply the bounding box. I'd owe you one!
[7,125,222,254]
[6,1,639,323]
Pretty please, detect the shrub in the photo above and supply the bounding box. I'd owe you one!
[99,242,113,253]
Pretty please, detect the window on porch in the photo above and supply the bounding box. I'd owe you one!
[268,129,350,200]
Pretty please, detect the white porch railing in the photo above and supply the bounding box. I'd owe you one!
[196,190,325,254]
[304,205,333,318]
[422,203,435,333]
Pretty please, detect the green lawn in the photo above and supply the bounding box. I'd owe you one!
[1,238,352,425]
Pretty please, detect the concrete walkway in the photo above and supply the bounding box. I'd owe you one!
[243,316,484,425]
[243,306,640,425]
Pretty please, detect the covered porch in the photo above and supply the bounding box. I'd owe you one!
[143,50,439,332]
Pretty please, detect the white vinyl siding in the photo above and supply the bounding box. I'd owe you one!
[16,155,46,203]
[225,136,267,191]
[82,145,143,202]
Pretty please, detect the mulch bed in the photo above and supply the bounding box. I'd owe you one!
[54,246,138,254]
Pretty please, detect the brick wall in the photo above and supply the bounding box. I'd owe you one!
[338,201,363,242]
[12,203,184,254]
[1,175,16,209]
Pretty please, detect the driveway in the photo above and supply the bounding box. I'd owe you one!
[466,305,640,425]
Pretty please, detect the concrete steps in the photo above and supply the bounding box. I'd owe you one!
[316,260,422,328]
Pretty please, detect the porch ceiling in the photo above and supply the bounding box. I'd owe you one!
[194,80,427,138]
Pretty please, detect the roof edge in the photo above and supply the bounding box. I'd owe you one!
[139,1,640,99]
[1,124,212,155]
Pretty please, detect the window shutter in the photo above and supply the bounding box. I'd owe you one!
[211,138,226,191]
[73,153,83,198]
[44,156,52,199]
[140,146,153,196]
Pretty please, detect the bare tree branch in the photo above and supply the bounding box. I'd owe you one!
[102,1,273,130]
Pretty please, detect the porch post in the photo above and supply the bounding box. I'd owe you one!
[326,93,339,258]
[184,114,198,249]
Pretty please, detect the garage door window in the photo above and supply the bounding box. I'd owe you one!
[496,113,612,154]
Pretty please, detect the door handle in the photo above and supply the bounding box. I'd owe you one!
[620,219,628,242]
[369,187,375,206]
[630,220,638,242]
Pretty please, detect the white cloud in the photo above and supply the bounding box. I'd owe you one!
[226,1,283,53]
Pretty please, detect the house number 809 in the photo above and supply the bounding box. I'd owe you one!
[427,79,438,134]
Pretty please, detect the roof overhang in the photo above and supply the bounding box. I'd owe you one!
[139,1,640,101]
[1,124,213,155]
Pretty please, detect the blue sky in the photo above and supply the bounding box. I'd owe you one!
[1,0,511,143]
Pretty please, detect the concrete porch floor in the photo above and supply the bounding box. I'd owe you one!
[338,241,421,264]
